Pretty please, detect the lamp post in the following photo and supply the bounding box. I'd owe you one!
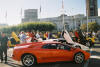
[73,16,76,30]
[86,9,88,34]
[72,16,74,30]
[80,18,83,26]
[62,0,65,30]
[39,0,41,22]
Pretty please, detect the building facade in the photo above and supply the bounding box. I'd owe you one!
[86,0,98,16]
[40,14,100,31]
[22,9,100,31]
[40,14,86,31]
[22,9,38,22]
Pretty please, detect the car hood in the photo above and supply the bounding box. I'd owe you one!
[62,30,89,50]
[73,42,89,50]
[63,30,74,44]
[14,45,30,49]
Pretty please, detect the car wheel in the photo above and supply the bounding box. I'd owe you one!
[75,46,81,49]
[74,52,84,64]
[21,54,36,67]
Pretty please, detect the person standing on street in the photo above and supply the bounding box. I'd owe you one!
[19,31,26,44]
[97,31,100,41]
[0,32,8,63]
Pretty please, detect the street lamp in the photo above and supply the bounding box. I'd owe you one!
[62,0,65,30]
[72,16,74,30]
[86,9,89,35]
[72,16,76,30]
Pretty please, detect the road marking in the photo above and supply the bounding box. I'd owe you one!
[83,48,92,67]
[91,55,100,59]
[90,48,93,54]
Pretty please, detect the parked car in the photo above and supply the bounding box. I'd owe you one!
[43,30,89,50]
[44,38,89,50]
[12,41,90,67]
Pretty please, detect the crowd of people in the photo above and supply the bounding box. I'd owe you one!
[17,31,62,44]
[97,31,100,41]
[9,30,100,44]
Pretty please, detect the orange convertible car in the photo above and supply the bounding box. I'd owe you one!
[12,41,90,67]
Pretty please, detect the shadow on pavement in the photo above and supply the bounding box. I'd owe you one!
[88,44,100,67]
[6,62,22,67]
[5,60,85,67]
[88,58,100,67]
[31,62,84,67]
[5,59,22,67]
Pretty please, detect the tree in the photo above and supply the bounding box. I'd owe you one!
[80,24,87,32]
[0,22,56,35]
[80,22,100,32]
[88,22,99,32]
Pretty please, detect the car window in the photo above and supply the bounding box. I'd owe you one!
[42,44,57,49]
[57,44,71,50]
[42,44,50,49]
[64,45,71,50]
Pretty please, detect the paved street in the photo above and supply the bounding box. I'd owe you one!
[88,44,100,67]
[0,44,100,67]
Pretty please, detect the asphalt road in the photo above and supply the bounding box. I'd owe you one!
[1,44,100,67]
[88,44,100,67]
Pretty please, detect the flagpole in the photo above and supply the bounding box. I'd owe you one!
[40,0,41,22]
[5,10,7,24]
[62,0,65,30]
[63,11,65,30]
[86,9,88,35]
[20,8,22,22]
[20,8,22,31]
[0,8,1,24]
[40,6,41,22]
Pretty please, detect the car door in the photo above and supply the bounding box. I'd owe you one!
[38,43,59,63]
[54,44,74,61]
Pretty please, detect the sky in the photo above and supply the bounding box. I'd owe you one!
[0,0,100,25]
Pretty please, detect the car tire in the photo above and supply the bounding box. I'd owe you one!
[74,52,84,64]
[21,54,36,67]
